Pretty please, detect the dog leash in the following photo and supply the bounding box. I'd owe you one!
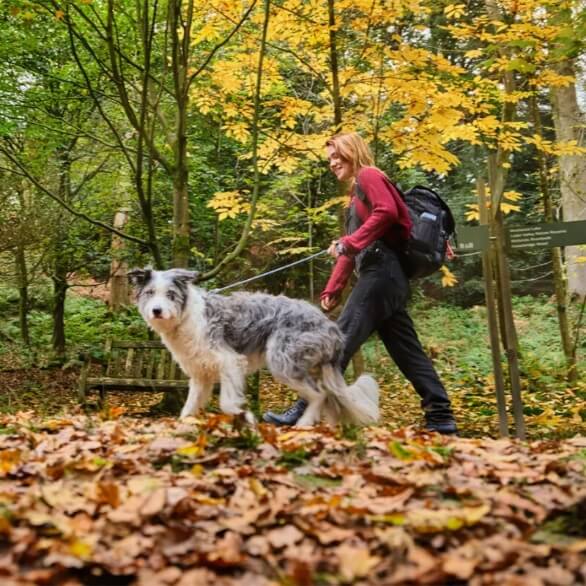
[211,249,329,293]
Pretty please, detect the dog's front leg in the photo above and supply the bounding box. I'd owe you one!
[219,358,256,425]
[180,378,213,419]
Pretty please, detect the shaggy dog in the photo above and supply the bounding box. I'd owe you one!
[128,268,379,426]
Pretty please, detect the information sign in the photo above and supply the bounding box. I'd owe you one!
[507,221,586,251]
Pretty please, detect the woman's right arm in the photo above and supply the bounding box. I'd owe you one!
[320,253,354,304]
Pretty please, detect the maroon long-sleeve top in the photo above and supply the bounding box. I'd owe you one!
[320,167,412,300]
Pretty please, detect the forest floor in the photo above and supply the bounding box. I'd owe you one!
[1,361,584,439]
[0,410,584,585]
[0,365,584,585]
[0,291,585,584]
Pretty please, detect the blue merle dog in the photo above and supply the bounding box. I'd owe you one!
[128,268,379,426]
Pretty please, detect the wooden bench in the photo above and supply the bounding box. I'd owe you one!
[78,339,189,405]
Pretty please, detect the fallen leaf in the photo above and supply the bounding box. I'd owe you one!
[336,543,381,581]
[266,524,304,549]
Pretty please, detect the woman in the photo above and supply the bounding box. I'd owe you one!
[264,132,457,434]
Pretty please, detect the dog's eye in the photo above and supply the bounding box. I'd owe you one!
[167,291,176,301]
[144,289,154,296]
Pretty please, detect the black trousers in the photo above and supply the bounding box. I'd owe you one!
[337,246,452,414]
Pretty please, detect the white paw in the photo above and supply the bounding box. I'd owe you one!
[244,411,257,426]
[179,406,197,420]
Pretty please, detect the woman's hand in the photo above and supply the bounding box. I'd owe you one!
[327,240,346,258]
[321,295,339,312]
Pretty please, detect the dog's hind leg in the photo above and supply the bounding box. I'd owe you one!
[180,378,213,419]
[296,392,326,426]
[276,376,325,427]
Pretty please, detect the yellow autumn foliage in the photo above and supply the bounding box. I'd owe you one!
[207,191,251,220]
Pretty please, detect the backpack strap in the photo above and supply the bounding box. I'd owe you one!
[355,177,405,208]
[354,179,368,207]
[353,177,407,251]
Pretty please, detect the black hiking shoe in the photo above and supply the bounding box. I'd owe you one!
[262,399,308,426]
[424,409,459,435]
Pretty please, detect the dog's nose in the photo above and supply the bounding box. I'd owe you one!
[152,307,162,318]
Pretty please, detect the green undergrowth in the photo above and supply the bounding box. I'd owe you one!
[0,287,584,439]
[354,294,585,438]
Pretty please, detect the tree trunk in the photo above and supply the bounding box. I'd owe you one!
[51,264,68,361]
[488,152,526,440]
[51,146,74,361]
[15,183,30,346]
[530,95,577,381]
[171,100,190,267]
[172,166,190,268]
[551,60,586,298]
[477,177,508,437]
[170,0,192,268]
[152,0,268,414]
[15,244,30,346]
[307,178,315,301]
[492,210,525,439]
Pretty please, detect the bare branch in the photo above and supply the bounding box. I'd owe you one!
[0,146,148,247]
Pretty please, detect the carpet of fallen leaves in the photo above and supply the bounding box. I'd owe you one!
[0,412,585,586]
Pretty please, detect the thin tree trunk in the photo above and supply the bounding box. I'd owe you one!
[483,0,525,438]
[15,182,30,346]
[52,149,73,361]
[492,209,525,439]
[530,95,577,382]
[169,0,193,268]
[200,0,271,281]
[137,0,164,269]
[15,244,30,346]
[52,263,68,360]
[307,178,315,301]
[477,177,508,437]
[327,0,342,132]
[489,156,526,440]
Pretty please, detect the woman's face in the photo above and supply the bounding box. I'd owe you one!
[326,145,354,182]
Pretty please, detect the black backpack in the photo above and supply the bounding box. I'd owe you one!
[400,185,456,279]
[355,181,456,279]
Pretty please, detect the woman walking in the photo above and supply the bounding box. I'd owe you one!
[264,132,457,434]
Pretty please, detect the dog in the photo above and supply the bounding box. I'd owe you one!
[128,268,379,426]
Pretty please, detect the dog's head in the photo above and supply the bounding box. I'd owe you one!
[128,268,199,329]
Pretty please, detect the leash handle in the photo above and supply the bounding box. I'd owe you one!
[211,250,329,293]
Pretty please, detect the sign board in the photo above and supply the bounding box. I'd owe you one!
[507,220,586,251]
[455,225,490,252]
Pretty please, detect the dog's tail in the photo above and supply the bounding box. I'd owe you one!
[320,364,380,425]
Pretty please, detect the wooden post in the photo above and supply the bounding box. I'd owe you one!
[110,208,130,312]
[488,155,526,439]
[477,178,509,437]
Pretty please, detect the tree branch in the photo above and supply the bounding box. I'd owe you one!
[0,146,148,247]
[200,0,270,281]
[186,0,258,90]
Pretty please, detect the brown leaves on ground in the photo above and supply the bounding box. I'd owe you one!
[0,413,584,586]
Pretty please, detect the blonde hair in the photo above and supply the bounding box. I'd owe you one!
[326,132,375,175]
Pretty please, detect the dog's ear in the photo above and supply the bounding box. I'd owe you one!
[127,268,152,288]
[169,269,199,285]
